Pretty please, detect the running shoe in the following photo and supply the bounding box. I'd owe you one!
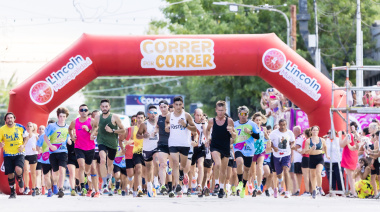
[284,191,291,198]
[292,191,300,196]
[53,185,58,195]
[257,189,262,195]
[32,189,36,197]
[187,188,192,197]
[81,188,87,196]
[108,189,114,196]
[252,189,257,197]
[86,189,92,197]
[312,190,316,199]
[236,181,243,193]
[147,183,153,197]
[133,191,137,197]
[137,190,144,197]
[318,187,325,196]
[169,191,175,198]
[240,188,245,198]
[198,188,203,198]
[231,186,236,196]
[24,187,30,195]
[218,188,225,198]
[35,188,40,195]
[176,191,183,198]
[58,188,64,198]
[279,187,285,195]
[247,184,253,195]
[93,192,100,198]
[9,191,16,199]
[122,190,126,196]
[204,187,210,196]
[47,189,53,197]
[213,184,220,196]
[274,188,278,198]
[301,192,311,197]
[117,189,122,195]
[71,189,77,196]
[265,190,270,197]
[102,187,109,194]
[160,185,168,195]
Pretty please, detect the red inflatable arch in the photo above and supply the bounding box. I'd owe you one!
[1,33,345,194]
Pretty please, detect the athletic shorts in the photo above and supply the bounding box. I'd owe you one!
[301,157,309,169]
[252,152,266,162]
[235,151,253,168]
[191,146,206,165]
[289,162,295,173]
[294,162,302,174]
[309,154,324,169]
[75,148,95,165]
[272,155,291,175]
[98,144,117,161]
[210,147,230,159]
[25,154,38,165]
[169,146,190,156]
[228,159,237,168]
[263,161,274,173]
[113,165,127,176]
[49,152,68,172]
[67,152,79,168]
[42,163,52,175]
[4,155,25,175]
[156,144,170,154]
[132,153,145,166]
[36,162,42,170]
[371,158,380,175]
[125,159,134,169]
[143,149,157,162]
[93,151,100,164]
[204,159,212,168]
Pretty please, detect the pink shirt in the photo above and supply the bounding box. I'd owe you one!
[75,118,95,151]
[341,133,358,170]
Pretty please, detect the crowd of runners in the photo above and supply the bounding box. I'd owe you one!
[1,95,380,200]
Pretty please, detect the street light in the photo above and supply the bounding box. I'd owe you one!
[213,2,290,46]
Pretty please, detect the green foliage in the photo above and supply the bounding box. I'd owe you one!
[0,73,17,125]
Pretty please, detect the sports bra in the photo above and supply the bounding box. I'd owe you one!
[309,138,322,150]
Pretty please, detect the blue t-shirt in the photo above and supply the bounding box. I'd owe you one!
[233,120,260,157]
[45,123,69,154]
[113,144,126,168]
[36,134,50,164]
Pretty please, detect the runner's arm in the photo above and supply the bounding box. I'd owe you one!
[68,120,76,141]
[227,118,236,139]
[185,113,197,133]
[91,115,99,139]
[165,113,171,133]
[136,123,147,139]
[113,116,126,135]
[204,118,213,147]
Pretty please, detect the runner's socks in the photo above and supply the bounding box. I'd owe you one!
[238,174,243,182]
[15,173,24,188]
[179,170,184,181]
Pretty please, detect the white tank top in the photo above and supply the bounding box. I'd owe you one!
[25,134,38,156]
[143,120,159,151]
[194,122,206,147]
[168,111,191,147]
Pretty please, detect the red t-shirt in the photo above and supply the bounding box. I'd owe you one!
[124,127,134,159]
[302,138,309,157]
[341,133,359,170]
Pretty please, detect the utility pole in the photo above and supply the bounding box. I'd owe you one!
[356,0,363,105]
[314,0,321,72]
[290,5,297,51]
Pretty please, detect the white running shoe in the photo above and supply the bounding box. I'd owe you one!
[284,191,291,198]
[147,182,153,197]
[301,192,311,197]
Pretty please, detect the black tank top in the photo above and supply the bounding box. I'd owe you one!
[157,115,170,146]
[310,138,323,150]
[210,117,231,155]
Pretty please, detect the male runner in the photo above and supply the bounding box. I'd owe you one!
[165,96,197,197]
[205,101,236,198]
[68,104,97,196]
[92,99,125,193]
[156,100,173,196]
[45,107,71,198]
[0,112,28,199]
[136,105,159,197]
[269,119,295,198]
[132,111,145,197]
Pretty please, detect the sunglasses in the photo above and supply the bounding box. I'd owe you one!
[239,112,248,116]
[79,109,88,112]
[149,111,158,115]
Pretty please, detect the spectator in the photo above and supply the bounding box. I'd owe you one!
[324,130,344,193]
[354,158,373,199]
[373,81,380,107]
[362,91,374,107]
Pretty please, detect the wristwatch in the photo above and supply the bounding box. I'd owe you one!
[112,129,115,133]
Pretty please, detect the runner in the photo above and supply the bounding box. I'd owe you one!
[89,110,101,197]
[232,106,260,198]
[192,108,207,197]
[69,104,97,196]
[0,112,28,199]
[112,140,127,196]
[132,111,145,197]
[23,122,39,196]
[92,99,125,194]
[205,101,236,198]
[292,126,304,196]
[165,96,197,197]
[44,107,71,198]
[269,119,295,199]
[136,105,160,197]
[201,113,212,197]
[36,125,46,195]
[66,129,79,196]
[156,100,173,196]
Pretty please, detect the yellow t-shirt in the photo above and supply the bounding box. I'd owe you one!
[0,124,27,156]
[132,126,143,154]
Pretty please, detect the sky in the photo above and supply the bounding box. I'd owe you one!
[0,0,169,115]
